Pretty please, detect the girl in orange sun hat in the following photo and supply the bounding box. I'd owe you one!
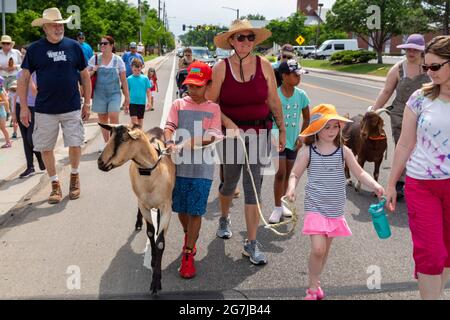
[285,103,385,300]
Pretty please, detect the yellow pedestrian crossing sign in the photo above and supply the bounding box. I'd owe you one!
[296,35,305,45]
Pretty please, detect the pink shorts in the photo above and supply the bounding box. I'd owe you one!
[302,212,352,237]
[405,176,450,279]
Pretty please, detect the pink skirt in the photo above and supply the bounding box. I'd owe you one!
[302,212,352,237]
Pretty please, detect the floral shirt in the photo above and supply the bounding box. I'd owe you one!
[406,89,450,180]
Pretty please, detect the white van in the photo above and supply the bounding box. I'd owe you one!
[313,39,358,59]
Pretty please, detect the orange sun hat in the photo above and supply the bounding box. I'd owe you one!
[299,104,353,137]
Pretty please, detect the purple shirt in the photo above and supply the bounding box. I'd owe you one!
[16,70,37,107]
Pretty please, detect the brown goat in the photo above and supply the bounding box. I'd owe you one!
[97,124,175,294]
[342,109,389,192]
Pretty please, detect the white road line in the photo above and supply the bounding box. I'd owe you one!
[306,73,385,90]
[159,56,177,128]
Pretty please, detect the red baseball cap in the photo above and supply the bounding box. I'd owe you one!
[182,61,212,87]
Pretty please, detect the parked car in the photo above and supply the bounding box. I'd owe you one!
[294,45,317,58]
[312,39,359,60]
[190,46,216,67]
[214,48,233,60]
[176,47,184,58]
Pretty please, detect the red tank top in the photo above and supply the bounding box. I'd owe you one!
[219,56,270,131]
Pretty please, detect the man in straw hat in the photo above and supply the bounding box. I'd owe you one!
[371,34,430,200]
[0,35,22,91]
[18,7,92,204]
[206,19,286,265]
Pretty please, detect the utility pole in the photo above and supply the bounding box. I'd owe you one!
[315,3,324,51]
[138,0,142,43]
[2,0,5,35]
[158,0,161,21]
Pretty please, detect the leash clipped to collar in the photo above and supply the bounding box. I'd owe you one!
[137,143,166,176]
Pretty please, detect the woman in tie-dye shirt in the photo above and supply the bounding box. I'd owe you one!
[386,36,450,300]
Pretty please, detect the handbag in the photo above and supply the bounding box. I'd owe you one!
[90,54,98,98]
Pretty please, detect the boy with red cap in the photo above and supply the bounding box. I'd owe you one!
[164,61,223,279]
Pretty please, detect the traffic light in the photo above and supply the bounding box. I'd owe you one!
[182,24,186,31]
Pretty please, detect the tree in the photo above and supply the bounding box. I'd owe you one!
[265,13,309,46]
[241,14,266,20]
[423,0,450,35]
[327,0,429,63]
[179,26,227,49]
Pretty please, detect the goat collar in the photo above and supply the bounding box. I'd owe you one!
[368,135,387,141]
[135,143,166,176]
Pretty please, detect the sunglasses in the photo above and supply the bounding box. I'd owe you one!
[234,34,256,42]
[421,60,450,72]
[282,55,293,59]
[1,42,11,45]
[99,42,110,46]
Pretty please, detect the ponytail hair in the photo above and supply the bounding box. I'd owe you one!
[423,36,450,100]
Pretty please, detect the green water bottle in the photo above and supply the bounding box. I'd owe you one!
[368,197,391,239]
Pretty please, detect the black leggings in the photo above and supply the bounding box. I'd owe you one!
[15,103,43,169]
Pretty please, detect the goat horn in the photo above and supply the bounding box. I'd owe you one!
[374,108,390,115]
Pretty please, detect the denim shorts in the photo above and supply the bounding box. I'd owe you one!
[172,177,212,216]
[92,91,122,114]
[0,105,6,119]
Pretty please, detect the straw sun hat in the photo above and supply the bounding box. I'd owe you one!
[300,104,353,137]
[31,8,73,27]
[214,19,272,50]
[1,35,15,48]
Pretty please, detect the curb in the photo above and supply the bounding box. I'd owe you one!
[0,55,171,226]
[305,67,387,84]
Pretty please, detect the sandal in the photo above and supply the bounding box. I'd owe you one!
[1,141,12,148]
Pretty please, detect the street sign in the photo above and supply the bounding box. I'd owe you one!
[296,35,305,46]
[1,0,17,13]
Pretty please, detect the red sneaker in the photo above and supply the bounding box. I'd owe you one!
[183,234,197,256]
[179,251,196,279]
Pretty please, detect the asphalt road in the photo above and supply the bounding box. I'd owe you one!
[1,54,449,300]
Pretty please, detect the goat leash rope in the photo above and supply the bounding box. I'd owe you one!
[171,135,299,236]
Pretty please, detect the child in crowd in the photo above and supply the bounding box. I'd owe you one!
[0,76,11,148]
[285,104,385,300]
[147,67,158,111]
[8,80,19,139]
[164,61,222,279]
[126,58,152,127]
[270,59,310,224]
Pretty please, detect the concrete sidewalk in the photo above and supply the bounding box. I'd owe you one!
[0,54,170,225]
[305,66,387,83]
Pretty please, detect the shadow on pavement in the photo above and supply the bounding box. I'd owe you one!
[0,197,70,234]
[346,186,409,229]
[99,231,263,300]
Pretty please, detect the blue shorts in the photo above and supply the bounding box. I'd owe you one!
[0,105,6,119]
[172,177,212,216]
[92,91,122,114]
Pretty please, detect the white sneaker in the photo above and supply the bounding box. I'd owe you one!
[282,206,293,218]
[269,208,283,224]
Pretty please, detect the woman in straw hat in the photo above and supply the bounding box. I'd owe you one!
[371,34,430,200]
[206,19,286,265]
[285,104,384,300]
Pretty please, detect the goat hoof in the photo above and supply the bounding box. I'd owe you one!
[135,224,142,231]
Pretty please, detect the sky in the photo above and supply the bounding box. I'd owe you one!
[129,0,336,36]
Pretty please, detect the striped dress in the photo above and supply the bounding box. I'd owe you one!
[305,145,346,218]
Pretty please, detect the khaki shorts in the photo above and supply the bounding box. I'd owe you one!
[33,110,85,152]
